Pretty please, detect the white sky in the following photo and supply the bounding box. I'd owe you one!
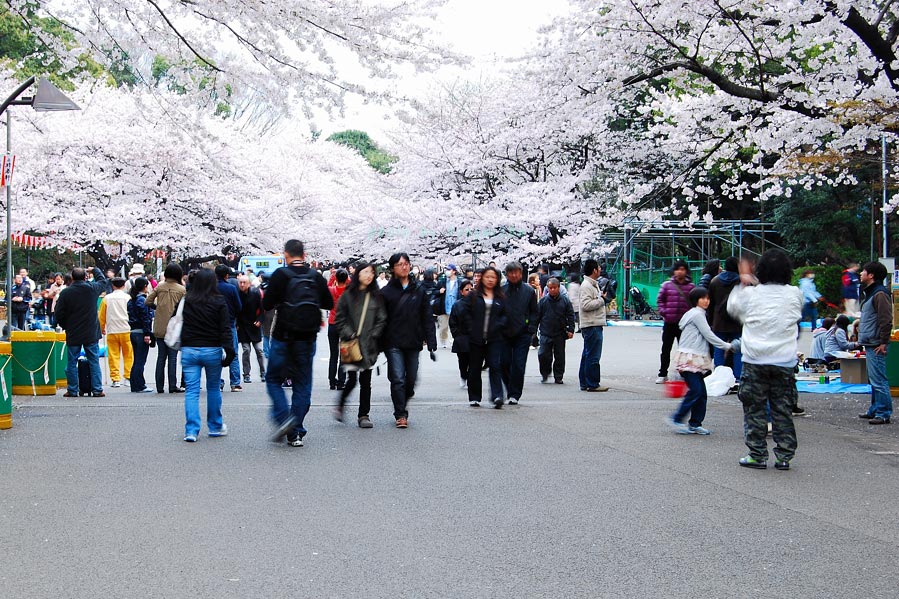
[324,0,571,141]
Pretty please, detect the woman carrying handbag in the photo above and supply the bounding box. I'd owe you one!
[333,262,387,428]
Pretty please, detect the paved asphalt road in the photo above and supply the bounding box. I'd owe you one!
[2,325,899,598]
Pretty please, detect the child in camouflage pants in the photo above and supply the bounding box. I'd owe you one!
[726,249,804,470]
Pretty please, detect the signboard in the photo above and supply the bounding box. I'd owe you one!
[0,154,15,187]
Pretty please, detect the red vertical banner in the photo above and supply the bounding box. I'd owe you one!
[1,154,15,187]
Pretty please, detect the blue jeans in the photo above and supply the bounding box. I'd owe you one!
[129,332,150,391]
[228,324,240,386]
[865,349,893,419]
[181,347,224,437]
[385,348,420,419]
[713,331,743,380]
[263,335,271,358]
[66,343,102,395]
[578,326,604,389]
[501,332,532,400]
[802,302,818,328]
[155,337,179,392]
[265,337,315,435]
[673,371,707,427]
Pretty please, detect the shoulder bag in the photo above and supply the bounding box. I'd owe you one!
[339,292,370,364]
[164,298,185,351]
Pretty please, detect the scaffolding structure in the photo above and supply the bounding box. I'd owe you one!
[597,220,786,320]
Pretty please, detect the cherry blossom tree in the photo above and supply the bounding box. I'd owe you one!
[3,80,393,267]
[5,0,452,118]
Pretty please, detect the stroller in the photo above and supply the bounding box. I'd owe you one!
[629,286,662,320]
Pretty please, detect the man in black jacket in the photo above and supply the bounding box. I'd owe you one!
[263,239,333,447]
[55,267,108,397]
[501,261,538,405]
[237,274,265,384]
[381,252,437,428]
[536,278,575,384]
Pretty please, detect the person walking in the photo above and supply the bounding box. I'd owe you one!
[578,259,609,392]
[127,277,155,394]
[841,263,861,317]
[457,266,507,408]
[501,261,538,405]
[236,274,266,384]
[567,274,582,332]
[146,263,186,393]
[656,260,695,383]
[55,267,108,397]
[536,277,575,384]
[437,264,460,348]
[669,287,732,435]
[449,279,473,389]
[327,269,349,390]
[263,239,333,447]
[215,264,243,392]
[99,277,133,388]
[727,249,803,470]
[334,262,387,428]
[179,268,235,442]
[857,261,893,425]
[381,252,438,428]
[799,270,822,329]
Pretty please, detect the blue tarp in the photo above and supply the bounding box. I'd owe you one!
[797,380,871,394]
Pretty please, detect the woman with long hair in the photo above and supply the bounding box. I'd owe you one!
[449,279,473,389]
[127,277,154,393]
[457,266,507,409]
[334,262,387,428]
[179,268,235,442]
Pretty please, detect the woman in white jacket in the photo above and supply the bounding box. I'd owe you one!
[726,249,803,471]
[669,287,732,435]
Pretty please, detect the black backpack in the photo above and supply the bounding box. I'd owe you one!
[275,270,321,335]
[601,278,617,304]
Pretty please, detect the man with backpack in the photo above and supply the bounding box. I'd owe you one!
[263,239,333,447]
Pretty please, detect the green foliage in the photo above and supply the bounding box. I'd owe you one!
[0,4,109,90]
[769,178,873,265]
[326,129,397,174]
[791,265,845,318]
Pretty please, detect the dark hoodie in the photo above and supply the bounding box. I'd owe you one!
[707,270,741,333]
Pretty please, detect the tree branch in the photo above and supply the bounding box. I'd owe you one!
[145,0,223,73]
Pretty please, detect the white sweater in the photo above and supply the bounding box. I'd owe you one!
[103,290,131,335]
[726,283,803,366]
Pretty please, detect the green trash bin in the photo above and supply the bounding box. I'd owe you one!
[11,330,57,396]
[55,331,68,389]
[0,341,11,429]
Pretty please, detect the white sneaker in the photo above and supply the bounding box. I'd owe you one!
[209,424,228,437]
[111,381,121,388]
[459,379,467,389]
[655,376,668,384]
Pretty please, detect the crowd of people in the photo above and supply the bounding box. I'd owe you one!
[9,241,894,471]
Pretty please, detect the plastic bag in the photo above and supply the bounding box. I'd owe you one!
[704,365,736,397]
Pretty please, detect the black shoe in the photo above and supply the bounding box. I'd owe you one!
[555,379,564,384]
[170,387,185,393]
[791,406,805,415]
[329,383,337,390]
[774,460,790,471]
[869,417,891,425]
[336,383,346,390]
[493,398,503,409]
[286,432,304,447]
[540,376,549,384]
[859,413,874,419]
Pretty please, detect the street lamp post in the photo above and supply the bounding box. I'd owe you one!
[1,77,79,335]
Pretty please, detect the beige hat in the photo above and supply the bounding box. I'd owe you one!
[128,263,146,276]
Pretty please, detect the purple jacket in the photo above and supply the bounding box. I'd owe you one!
[657,277,695,323]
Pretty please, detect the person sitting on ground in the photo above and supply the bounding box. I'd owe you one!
[807,317,835,368]
[823,315,859,362]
